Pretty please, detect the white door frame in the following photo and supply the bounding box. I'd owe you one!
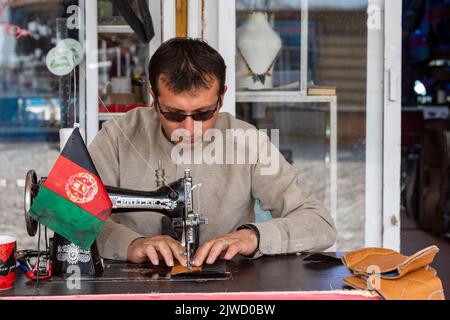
[382,0,402,250]
[84,0,98,145]
[365,0,402,250]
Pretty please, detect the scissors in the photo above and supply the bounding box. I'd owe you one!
[16,250,52,280]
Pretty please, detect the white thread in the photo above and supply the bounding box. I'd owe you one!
[78,66,179,196]
[73,59,77,125]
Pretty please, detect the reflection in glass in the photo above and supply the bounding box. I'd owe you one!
[0,0,82,250]
[236,0,369,250]
[236,1,302,91]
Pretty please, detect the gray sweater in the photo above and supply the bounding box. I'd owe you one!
[88,107,336,261]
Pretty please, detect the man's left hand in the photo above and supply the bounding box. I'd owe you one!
[193,229,258,267]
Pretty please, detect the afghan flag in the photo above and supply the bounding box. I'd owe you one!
[29,128,112,249]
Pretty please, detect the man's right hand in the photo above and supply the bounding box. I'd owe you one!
[127,235,187,267]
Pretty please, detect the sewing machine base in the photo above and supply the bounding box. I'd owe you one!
[45,260,230,282]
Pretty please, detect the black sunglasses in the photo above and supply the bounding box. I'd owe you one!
[155,97,221,122]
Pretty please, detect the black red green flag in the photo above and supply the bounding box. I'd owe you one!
[29,128,112,249]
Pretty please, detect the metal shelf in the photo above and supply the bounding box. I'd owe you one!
[0,127,59,134]
[0,93,57,99]
[98,112,127,121]
[97,25,133,34]
[236,91,336,103]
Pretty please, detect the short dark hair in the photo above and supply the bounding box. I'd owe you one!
[148,38,226,97]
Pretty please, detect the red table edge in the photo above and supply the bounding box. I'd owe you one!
[0,290,380,300]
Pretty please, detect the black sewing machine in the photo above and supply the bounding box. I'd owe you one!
[23,164,207,279]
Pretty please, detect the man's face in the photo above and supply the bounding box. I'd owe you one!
[150,76,226,147]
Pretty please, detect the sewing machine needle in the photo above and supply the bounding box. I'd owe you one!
[181,229,186,247]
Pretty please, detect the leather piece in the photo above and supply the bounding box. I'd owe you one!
[171,263,202,276]
[170,260,230,280]
[342,245,439,279]
[343,274,369,290]
[110,0,154,43]
[343,266,445,300]
[137,0,155,42]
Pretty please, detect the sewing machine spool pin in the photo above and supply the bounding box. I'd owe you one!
[155,160,166,188]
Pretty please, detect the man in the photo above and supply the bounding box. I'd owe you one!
[89,38,336,268]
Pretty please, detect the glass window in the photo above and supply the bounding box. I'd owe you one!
[97,0,150,124]
[0,0,84,249]
[235,0,368,250]
[236,3,302,91]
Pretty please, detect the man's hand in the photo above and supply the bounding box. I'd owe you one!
[193,229,258,267]
[127,235,187,267]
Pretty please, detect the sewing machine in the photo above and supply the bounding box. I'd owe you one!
[23,164,207,279]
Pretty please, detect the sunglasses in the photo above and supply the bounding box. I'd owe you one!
[155,97,221,122]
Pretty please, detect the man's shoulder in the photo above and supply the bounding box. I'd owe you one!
[216,112,256,131]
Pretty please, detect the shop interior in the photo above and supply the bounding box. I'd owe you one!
[400,0,450,294]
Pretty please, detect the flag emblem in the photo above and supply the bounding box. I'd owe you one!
[65,172,98,204]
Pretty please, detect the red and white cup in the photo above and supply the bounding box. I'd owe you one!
[0,235,16,290]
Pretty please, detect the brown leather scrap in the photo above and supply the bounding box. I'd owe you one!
[343,266,445,300]
[342,245,439,279]
[171,262,202,276]
[341,246,445,300]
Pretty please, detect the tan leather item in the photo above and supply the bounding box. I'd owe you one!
[171,262,202,276]
[343,266,445,300]
[342,245,439,279]
[343,274,370,290]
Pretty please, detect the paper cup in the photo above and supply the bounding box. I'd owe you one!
[0,235,16,290]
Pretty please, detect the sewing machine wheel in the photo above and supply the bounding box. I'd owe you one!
[24,170,39,237]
